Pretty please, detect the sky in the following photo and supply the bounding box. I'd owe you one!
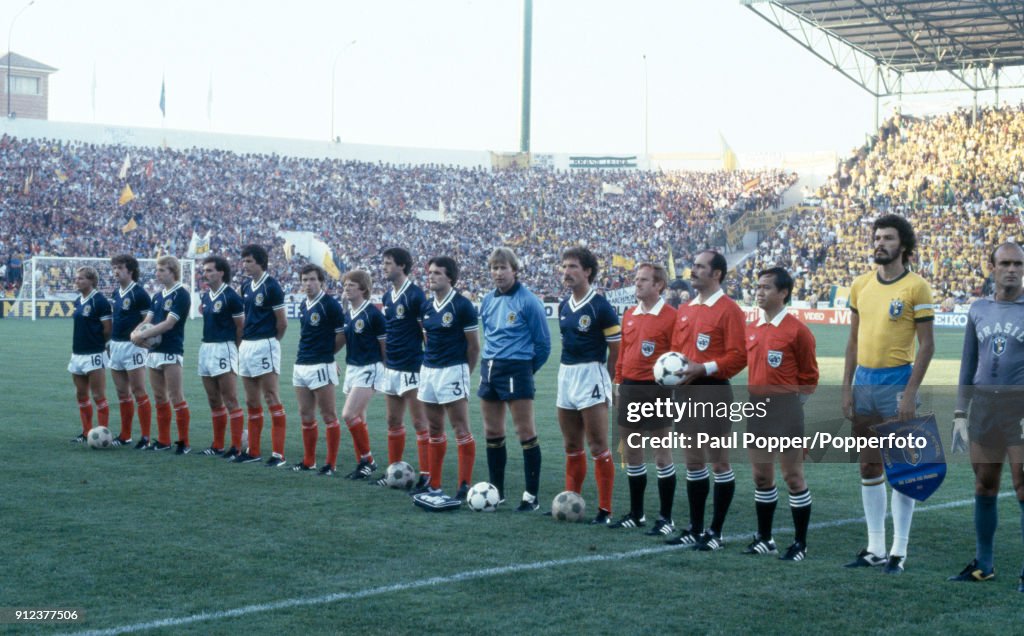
[4,0,1019,156]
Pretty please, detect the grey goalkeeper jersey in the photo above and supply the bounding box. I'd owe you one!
[958,294,1024,410]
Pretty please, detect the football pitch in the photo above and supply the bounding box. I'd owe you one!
[2,320,1021,635]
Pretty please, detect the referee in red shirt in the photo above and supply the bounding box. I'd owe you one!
[744,267,818,562]
[667,249,747,551]
[612,263,678,536]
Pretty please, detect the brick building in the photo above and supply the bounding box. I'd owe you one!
[0,52,57,120]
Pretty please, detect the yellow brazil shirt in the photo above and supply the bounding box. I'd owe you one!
[849,269,934,369]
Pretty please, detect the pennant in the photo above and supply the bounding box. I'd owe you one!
[159,75,166,117]
[121,218,138,234]
[118,184,136,206]
[719,132,737,172]
[872,414,946,502]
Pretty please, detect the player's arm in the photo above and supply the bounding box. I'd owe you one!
[841,311,859,420]
[233,314,244,347]
[378,336,387,364]
[797,324,819,394]
[465,329,480,375]
[952,312,978,453]
[898,319,934,421]
[138,313,178,339]
[102,316,113,342]
[606,339,620,381]
[274,307,287,340]
[527,296,552,373]
[334,330,346,355]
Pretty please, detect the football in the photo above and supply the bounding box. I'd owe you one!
[653,351,689,386]
[385,461,417,490]
[135,323,162,348]
[465,482,501,512]
[88,426,113,449]
[551,490,586,522]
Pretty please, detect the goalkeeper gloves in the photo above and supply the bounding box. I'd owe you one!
[951,411,968,454]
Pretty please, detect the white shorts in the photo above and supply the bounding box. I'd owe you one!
[292,363,339,390]
[382,367,421,396]
[198,342,240,377]
[108,340,148,371]
[68,352,106,375]
[147,352,184,369]
[239,338,281,377]
[344,362,386,394]
[557,362,613,410]
[418,364,471,405]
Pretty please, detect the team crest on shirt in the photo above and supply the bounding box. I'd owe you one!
[888,298,904,320]
[355,318,365,333]
[696,333,710,351]
[213,300,223,313]
[396,304,406,319]
[309,311,321,326]
[255,293,265,307]
[442,311,454,327]
[641,340,656,357]
[122,298,131,310]
[82,304,92,317]
[578,315,592,332]
[163,298,172,311]
[767,350,783,368]
[992,335,1007,357]
[507,311,516,324]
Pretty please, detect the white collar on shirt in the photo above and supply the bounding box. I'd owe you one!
[304,290,325,310]
[433,288,456,313]
[250,272,268,292]
[756,307,789,327]
[689,288,725,307]
[390,278,410,303]
[118,282,136,297]
[634,297,666,316]
[350,299,370,319]
[568,288,595,313]
[78,289,97,304]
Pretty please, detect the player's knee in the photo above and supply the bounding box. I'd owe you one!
[712,461,731,474]
[783,473,806,492]
[263,391,280,405]
[859,462,883,479]
[752,472,774,490]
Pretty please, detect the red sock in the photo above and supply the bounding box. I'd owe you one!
[456,433,475,487]
[228,408,245,449]
[325,419,342,468]
[416,431,430,474]
[565,450,587,494]
[173,401,190,446]
[247,406,264,456]
[156,401,172,445]
[77,400,93,434]
[346,416,373,462]
[211,407,228,449]
[270,405,286,458]
[95,398,109,428]
[428,435,447,490]
[593,449,614,513]
[136,395,152,439]
[387,428,406,465]
[301,419,318,467]
[118,398,134,440]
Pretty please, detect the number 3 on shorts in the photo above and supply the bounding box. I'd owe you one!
[450,381,462,396]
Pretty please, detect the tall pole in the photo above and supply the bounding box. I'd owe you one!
[330,39,357,142]
[519,0,532,153]
[7,0,35,119]
[643,54,649,158]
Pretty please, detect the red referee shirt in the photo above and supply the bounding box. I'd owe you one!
[745,308,819,395]
[670,288,747,380]
[614,298,677,383]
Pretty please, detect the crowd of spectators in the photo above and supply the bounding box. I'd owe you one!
[0,133,793,300]
[738,104,1024,306]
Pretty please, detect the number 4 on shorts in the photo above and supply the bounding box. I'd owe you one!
[591,384,602,399]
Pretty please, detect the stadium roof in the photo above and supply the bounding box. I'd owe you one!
[0,52,58,73]
[742,0,1024,96]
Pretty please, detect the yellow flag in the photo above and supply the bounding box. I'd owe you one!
[282,239,294,261]
[720,133,737,172]
[666,242,677,280]
[118,184,136,206]
[121,217,138,234]
[322,252,342,280]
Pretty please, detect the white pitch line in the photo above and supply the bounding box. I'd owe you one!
[67,492,1010,636]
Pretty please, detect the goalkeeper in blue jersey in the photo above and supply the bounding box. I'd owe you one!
[949,242,1024,592]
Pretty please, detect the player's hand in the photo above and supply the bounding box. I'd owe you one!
[896,391,916,422]
[613,383,620,398]
[841,387,854,421]
[678,362,707,385]
[951,411,969,454]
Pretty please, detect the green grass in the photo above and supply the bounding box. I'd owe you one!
[1,320,1021,635]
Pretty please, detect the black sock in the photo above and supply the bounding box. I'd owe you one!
[790,488,812,545]
[657,464,677,521]
[486,436,506,499]
[710,469,736,535]
[626,465,647,519]
[686,468,710,534]
[521,436,541,498]
[754,486,778,540]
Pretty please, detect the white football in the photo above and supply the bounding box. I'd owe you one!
[385,461,417,490]
[551,490,586,522]
[135,323,162,348]
[88,426,113,449]
[653,351,689,386]
[466,482,501,512]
